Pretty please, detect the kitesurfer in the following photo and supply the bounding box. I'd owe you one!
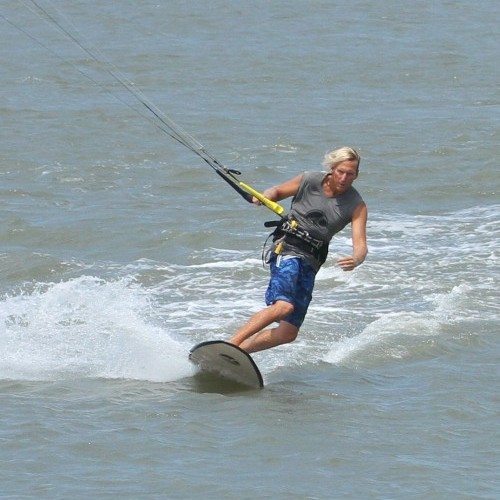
[229,146,368,353]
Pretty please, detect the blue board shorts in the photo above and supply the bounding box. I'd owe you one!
[265,254,317,328]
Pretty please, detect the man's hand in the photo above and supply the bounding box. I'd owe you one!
[337,256,359,271]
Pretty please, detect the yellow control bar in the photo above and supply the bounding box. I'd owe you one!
[239,181,285,215]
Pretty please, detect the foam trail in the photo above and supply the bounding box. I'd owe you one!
[324,284,472,365]
[325,312,441,365]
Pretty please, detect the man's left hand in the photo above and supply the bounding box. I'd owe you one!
[337,256,359,271]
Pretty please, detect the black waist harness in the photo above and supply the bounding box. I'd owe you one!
[270,219,328,265]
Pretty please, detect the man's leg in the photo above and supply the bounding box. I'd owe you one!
[229,300,294,350]
[238,320,299,353]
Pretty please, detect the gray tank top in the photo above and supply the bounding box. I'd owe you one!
[280,171,364,270]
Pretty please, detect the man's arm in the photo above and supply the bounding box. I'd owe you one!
[254,173,304,204]
[337,202,368,271]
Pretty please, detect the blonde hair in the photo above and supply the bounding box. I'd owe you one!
[322,146,361,172]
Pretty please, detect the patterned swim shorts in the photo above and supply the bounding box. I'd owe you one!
[265,254,317,328]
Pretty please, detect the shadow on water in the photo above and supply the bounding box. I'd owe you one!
[182,372,264,395]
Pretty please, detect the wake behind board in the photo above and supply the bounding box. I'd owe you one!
[189,340,264,389]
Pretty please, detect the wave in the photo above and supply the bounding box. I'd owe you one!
[323,283,478,366]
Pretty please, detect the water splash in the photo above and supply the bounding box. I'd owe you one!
[0,276,192,382]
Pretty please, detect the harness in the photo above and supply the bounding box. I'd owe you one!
[264,218,328,265]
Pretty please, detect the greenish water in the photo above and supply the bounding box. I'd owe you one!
[1,1,498,498]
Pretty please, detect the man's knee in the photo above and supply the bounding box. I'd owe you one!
[272,300,294,318]
[273,321,299,345]
[281,327,299,344]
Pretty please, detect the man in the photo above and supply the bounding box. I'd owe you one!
[229,146,368,353]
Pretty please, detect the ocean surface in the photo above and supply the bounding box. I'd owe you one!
[1,1,499,498]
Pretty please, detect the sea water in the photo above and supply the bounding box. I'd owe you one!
[1,1,498,498]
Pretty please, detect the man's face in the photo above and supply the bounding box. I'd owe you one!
[331,160,359,193]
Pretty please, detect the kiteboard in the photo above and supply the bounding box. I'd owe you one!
[189,340,264,389]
